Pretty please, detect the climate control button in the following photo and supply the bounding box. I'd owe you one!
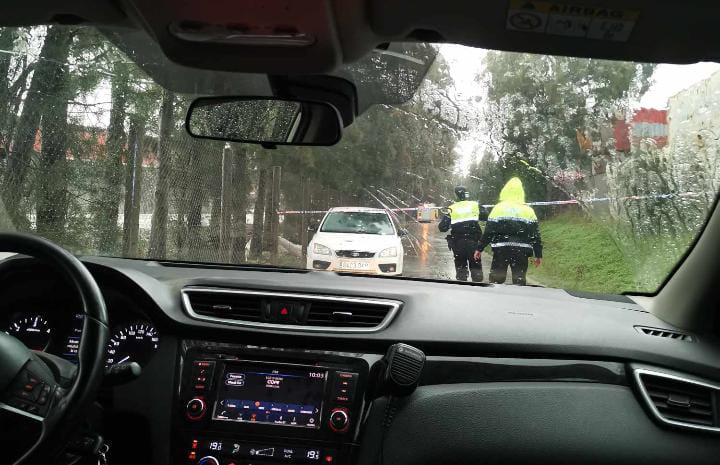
[186,397,206,420]
[196,456,219,465]
[329,408,350,432]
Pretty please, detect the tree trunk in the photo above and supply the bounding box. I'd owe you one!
[170,141,191,256]
[35,41,72,241]
[183,139,207,261]
[229,147,250,263]
[147,89,175,259]
[2,26,74,228]
[219,145,233,260]
[250,163,267,260]
[269,165,281,264]
[261,158,275,253]
[0,29,18,146]
[4,56,33,156]
[300,176,309,258]
[208,144,223,250]
[122,117,144,257]
[94,62,129,254]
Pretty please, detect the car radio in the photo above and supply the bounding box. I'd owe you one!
[173,342,370,465]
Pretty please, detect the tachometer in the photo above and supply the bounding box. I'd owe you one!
[105,322,160,366]
[8,313,51,350]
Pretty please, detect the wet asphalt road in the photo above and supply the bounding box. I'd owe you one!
[401,221,494,282]
[401,221,540,286]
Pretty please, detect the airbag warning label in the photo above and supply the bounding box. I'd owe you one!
[506,0,639,42]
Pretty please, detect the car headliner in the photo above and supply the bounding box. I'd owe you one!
[3,0,720,90]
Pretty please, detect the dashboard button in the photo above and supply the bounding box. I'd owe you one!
[333,372,358,403]
[8,397,28,411]
[15,388,37,401]
[191,361,215,391]
[196,456,219,465]
[328,408,350,432]
[186,397,207,420]
[269,301,298,323]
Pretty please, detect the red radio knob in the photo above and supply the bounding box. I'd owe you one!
[329,408,350,432]
[186,397,206,420]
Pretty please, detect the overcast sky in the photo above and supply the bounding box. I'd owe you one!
[439,44,720,109]
[638,62,720,108]
[437,44,720,171]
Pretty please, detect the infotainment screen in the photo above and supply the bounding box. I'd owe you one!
[212,363,327,429]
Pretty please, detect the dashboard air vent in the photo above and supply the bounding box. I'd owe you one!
[634,368,719,432]
[635,326,694,342]
[305,300,393,328]
[183,289,264,322]
[181,287,401,333]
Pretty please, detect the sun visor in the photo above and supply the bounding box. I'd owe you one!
[119,0,343,74]
[100,26,272,96]
[102,26,435,116]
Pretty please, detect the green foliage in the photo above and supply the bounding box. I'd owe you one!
[526,209,700,293]
[527,211,637,293]
[483,52,654,169]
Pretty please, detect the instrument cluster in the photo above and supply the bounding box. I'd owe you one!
[1,278,161,368]
[6,309,160,367]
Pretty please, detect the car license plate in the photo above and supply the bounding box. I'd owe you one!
[337,261,370,270]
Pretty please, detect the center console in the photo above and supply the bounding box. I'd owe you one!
[173,341,372,465]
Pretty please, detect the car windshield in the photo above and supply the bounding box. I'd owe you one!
[0,25,719,294]
[320,212,395,235]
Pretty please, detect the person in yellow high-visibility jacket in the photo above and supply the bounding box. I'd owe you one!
[474,177,542,285]
[439,186,487,282]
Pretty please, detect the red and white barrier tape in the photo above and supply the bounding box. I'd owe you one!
[277,192,702,215]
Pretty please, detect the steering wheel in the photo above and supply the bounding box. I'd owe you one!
[0,233,109,464]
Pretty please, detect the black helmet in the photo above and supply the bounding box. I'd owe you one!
[454,186,469,200]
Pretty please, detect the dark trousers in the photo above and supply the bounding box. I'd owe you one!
[489,246,530,285]
[451,237,483,282]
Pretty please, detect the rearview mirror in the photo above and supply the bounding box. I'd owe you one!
[186,97,342,146]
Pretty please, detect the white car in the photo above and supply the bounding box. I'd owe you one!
[307,207,405,275]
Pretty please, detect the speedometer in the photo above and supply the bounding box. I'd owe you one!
[8,313,51,350]
[105,322,160,366]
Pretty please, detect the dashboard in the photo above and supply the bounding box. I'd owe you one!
[2,255,720,465]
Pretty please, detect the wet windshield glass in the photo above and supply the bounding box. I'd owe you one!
[320,212,395,235]
[0,26,718,294]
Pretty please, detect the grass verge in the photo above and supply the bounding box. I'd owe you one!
[526,212,637,293]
